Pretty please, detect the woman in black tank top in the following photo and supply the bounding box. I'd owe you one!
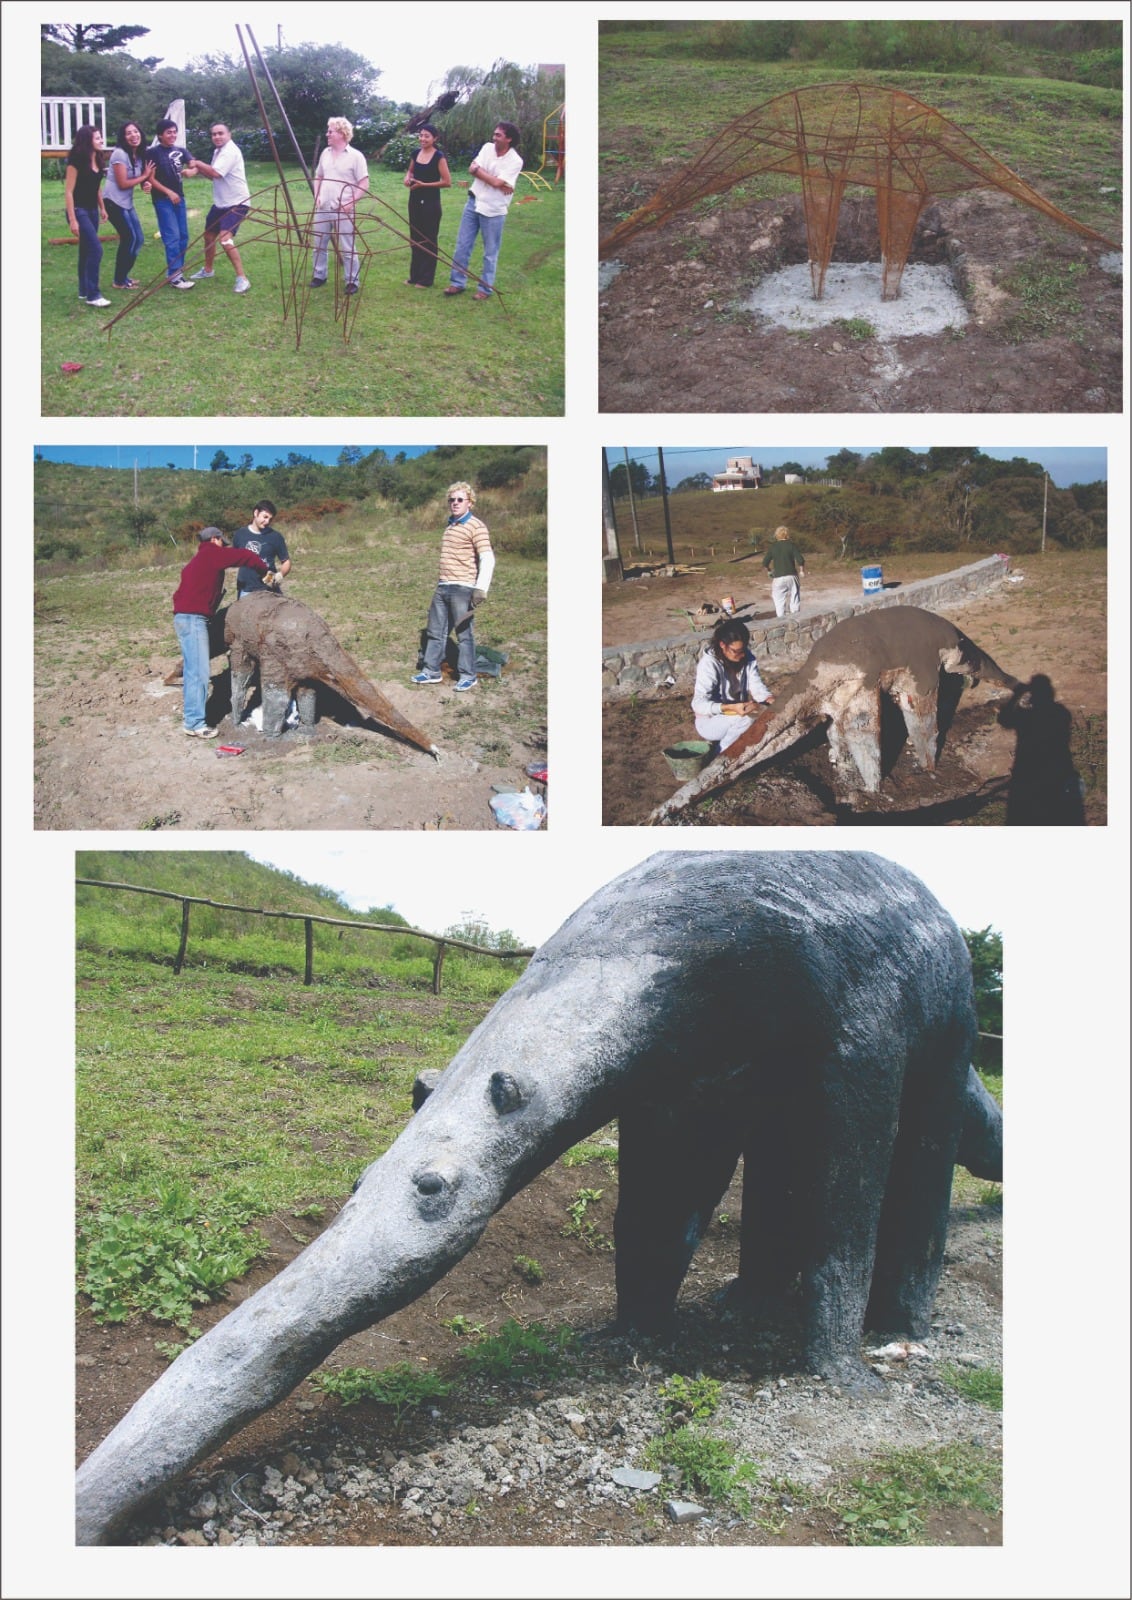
[404,124,452,288]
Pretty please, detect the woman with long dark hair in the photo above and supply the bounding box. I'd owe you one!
[103,121,154,289]
[690,617,775,751]
[64,125,109,307]
[403,124,451,288]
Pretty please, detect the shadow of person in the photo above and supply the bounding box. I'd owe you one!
[998,675,1085,825]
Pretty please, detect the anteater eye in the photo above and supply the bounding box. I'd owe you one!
[416,1172,445,1195]
[490,1072,526,1114]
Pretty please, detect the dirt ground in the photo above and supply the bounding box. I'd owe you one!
[598,184,1122,413]
[602,551,1106,826]
[76,1154,1002,1548]
[34,619,547,832]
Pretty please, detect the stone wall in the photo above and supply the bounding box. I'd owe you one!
[601,555,1011,698]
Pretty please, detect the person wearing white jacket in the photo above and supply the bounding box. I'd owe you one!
[691,618,775,751]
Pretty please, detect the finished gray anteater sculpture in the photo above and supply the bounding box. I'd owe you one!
[651,606,1020,823]
[75,851,1003,1544]
[224,591,439,756]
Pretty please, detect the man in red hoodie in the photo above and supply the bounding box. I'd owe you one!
[172,527,271,736]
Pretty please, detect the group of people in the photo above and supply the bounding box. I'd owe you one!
[170,483,495,737]
[65,118,253,305]
[64,112,525,309]
[689,526,806,751]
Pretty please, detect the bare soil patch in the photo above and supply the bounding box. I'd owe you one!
[77,1156,1002,1548]
[599,185,1121,413]
[602,551,1106,825]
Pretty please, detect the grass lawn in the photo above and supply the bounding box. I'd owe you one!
[41,161,565,417]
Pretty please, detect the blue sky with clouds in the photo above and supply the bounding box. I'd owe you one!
[608,446,1106,489]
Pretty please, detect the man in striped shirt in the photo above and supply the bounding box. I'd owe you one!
[411,482,495,692]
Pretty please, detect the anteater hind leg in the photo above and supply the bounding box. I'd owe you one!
[727,1084,805,1317]
[615,1097,743,1332]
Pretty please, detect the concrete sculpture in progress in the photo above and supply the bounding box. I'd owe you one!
[650,607,1019,822]
[75,850,1002,1543]
[224,591,438,755]
[599,83,1118,299]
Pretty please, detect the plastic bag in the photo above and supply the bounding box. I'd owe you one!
[489,787,547,830]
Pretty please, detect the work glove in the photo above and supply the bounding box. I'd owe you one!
[470,589,487,608]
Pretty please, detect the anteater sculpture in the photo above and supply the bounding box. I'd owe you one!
[599,83,1118,299]
[225,591,438,756]
[650,607,1019,823]
[75,851,1002,1543]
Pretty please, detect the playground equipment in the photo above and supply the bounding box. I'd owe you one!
[524,101,565,190]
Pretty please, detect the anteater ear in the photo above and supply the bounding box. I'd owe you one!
[412,1070,442,1111]
[489,1071,527,1114]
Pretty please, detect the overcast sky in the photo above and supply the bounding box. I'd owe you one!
[608,446,1107,490]
[245,837,1010,946]
[121,3,565,107]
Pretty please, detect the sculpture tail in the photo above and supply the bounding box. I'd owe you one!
[318,651,439,756]
[956,1065,1003,1182]
[648,699,819,824]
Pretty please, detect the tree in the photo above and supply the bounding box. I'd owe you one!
[824,448,863,479]
[963,926,1002,1076]
[674,473,712,492]
[209,450,233,474]
[337,447,363,468]
[609,460,653,499]
[42,23,151,53]
[236,453,254,476]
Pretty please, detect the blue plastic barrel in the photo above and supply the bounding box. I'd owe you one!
[861,565,883,596]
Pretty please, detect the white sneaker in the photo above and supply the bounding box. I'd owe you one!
[190,268,214,279]
[234,276,250,294]
[169,277,195,290]
[86,296,111,308]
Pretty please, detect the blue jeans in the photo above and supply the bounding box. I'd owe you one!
[422,584,476,678]
[174,612,211,730]
[152,194,189,280]
[75,207,103,299]
[104,198,144,284]
[449,198,506,294]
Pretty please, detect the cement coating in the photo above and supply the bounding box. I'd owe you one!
[743,262,970,336]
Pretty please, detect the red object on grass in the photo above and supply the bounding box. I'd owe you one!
[61,362,84,373]
[216,745,246,756]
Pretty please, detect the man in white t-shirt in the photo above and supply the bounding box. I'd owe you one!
[444,122,524,301]
[310,116,370,295]
[187,124,252,293]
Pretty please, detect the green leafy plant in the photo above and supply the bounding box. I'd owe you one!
[513,1255,545,1285]
[154,1326,203,1362]
[562,1187,613,1251]
[644,1427,760,1511]
[561,1140,619,1169]
[442,1314,487,1339]
[78,1199,264,1328]
[940,1365,1003,1409]
[462,1319,577,1383]
[834,316,877,341]
[659,1374,723,1420]
[838,1445,1002,1544]
[310,1362,451,1427]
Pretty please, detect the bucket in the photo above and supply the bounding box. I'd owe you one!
[662,740,713,780]
[861,564,883,596]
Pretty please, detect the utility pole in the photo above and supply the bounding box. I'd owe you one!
[622,449,642,552]
[656,447,676,566]
[133,461,139,506]
[1041,471,1048,553]
[601,450,623,581]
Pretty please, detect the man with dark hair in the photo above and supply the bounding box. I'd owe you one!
[147,119,197,288]
[444,122,523,301]
[233,501,291,598]
[187,124,252,293]
[172,528,271,736]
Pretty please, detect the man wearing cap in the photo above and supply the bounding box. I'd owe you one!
[172,527,271,737]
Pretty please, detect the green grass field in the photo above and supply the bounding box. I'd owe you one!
[41,161,565,417]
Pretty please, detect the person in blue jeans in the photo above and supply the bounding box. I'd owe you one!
[444,123,523,301]
[103,121,154,288]
[64,125,110,307]
[147,118,197,288]
[171,528,271,736]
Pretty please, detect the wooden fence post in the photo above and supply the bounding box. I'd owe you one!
[304,918,314,986]
[173,899,190,974]
[432,941,447,996]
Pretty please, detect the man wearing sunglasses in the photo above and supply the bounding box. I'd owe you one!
[411,482,495,692]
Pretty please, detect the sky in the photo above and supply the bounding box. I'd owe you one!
[244,837,1008,947]
[609,446,1107,490]
[121,3,565,107]
[34,444,432,472]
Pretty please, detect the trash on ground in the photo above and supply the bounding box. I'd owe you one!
[489,787,547,830]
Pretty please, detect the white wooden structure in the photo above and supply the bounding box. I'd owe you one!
[41,96,108,155]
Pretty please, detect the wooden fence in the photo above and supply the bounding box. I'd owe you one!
[75,879,534,995]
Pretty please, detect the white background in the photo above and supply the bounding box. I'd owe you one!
[2,2,1129,1596]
